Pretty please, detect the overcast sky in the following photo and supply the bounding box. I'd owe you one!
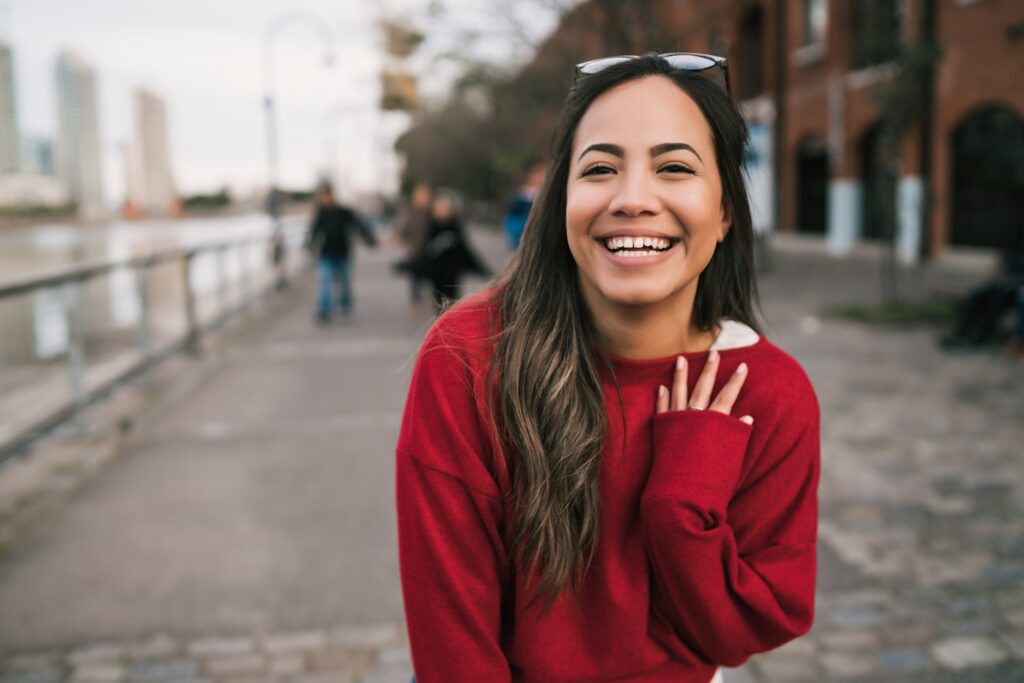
[4,0,561,204]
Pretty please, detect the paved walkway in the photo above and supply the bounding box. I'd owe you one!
[0,229,1021,682]
[730,242,1024,682]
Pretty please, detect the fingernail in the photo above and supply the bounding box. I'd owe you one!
[659,385,667,398]
[741,415,754,425]
[737,362,747,374]
[676,356,686,370]
[710,349,718,361]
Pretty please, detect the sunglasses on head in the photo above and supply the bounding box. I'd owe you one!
[574,52,731,96]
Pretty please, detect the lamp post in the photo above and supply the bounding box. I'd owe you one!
[322,100,373,195]
[262,10,335,227]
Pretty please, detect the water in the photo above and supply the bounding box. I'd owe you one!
[0,212,307,365]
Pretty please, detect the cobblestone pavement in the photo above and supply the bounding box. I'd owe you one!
[0,626,412,683]
[1,233,1022,682]
[726,244,1024,682]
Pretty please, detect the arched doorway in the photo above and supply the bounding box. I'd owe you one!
[951,106,1024,248]
[858,123,897,242]
[795,136,829,235]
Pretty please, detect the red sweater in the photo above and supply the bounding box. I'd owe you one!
[396,294,820,682]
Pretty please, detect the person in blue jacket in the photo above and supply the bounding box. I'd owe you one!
[503,160,546,251]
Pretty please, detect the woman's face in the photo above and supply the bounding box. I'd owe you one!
[565,76,729,312]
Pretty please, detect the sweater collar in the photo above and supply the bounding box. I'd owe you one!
[601,319,762,383]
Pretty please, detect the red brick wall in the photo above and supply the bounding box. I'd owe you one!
[531,0,1023,251]
[929,0,1024,253]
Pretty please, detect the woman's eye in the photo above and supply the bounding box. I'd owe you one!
[581,165,614,177]
[659,163,695,175]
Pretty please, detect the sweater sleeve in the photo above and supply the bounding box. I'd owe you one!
[395,323,512,683]
[640,392,820,667]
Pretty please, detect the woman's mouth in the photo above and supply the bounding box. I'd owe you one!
[598,235,679,257]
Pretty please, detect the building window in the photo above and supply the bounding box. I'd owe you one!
[802,0,828,47]
[851,0,902,69]
[737,6,765,100]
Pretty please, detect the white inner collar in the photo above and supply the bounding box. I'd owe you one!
[709,319,761,351]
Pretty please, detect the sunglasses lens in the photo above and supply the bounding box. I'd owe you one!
[575,53,730,95]
[663,54,718,71]
[577,56,635,75]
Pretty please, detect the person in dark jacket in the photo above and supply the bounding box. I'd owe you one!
[419,191,491,311]
[307,181,377,322]
[940,247,1024,349]
[391,182,433,312]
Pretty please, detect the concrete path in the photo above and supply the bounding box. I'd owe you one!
[0,228,1022,683]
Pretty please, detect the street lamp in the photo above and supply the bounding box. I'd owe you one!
[262,10,335,227]
[322,100,374,195]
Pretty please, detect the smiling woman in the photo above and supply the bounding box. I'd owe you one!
[567,76,732,327]
[396,53,820,683]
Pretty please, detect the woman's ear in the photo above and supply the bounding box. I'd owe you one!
[718,201,733,243]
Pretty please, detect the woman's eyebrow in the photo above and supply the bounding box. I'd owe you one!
[650,142,702,163]
[577,142,703,164]
[577,143,623,162]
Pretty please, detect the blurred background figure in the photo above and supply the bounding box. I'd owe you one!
[419,190,490,310]
[391,182,433,315]
[940,246,1024,350]
[306,180,377,323]
[502,159,545,252]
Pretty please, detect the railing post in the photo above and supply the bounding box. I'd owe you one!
[239,240,252,313]
[62,279,86,416]
[182,251,200,355]
[135,259,153,366]
[217,243,229,326]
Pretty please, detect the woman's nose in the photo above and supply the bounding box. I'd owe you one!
[607,171,661,217]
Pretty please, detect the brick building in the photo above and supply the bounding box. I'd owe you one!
[543,0,1024,261]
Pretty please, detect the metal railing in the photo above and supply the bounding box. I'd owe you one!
[0,229,306,462]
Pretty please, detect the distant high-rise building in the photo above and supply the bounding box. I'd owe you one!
[0,40,20,173]
[55,50,104,219]
[126,87,176,216]
[21,134,55,176]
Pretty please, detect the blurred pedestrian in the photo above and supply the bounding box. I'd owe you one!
[306,181,377,323]
[391,182,433,313]
[418,190,491,311]
[396,54,818,683]
[940,247,1024,349]
[502,159,546,251]
[1008,286,1024,358]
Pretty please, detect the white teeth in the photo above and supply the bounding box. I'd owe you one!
[602,235,674,253]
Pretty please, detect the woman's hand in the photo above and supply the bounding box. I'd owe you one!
[655,349,754,425]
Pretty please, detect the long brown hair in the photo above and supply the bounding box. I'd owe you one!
[491,54,762,609]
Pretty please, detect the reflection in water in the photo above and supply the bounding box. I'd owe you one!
[33,288,68,359]
[107,237,140,329]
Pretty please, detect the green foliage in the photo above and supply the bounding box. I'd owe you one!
[0,202,76,218]
[285,190,314,203]
[827,298,958,326]
[183,189,231,209]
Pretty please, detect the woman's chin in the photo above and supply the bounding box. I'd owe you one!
[599,284,675,308]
